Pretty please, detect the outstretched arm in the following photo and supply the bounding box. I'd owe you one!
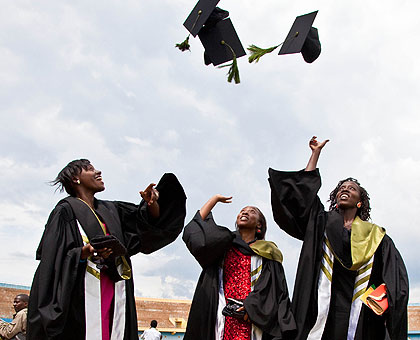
[305,136,329,171]
[200,194,232,219]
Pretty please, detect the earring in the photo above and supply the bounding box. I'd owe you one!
[76,179,81,184]
[335,203,339,209]
[357,202,362,208]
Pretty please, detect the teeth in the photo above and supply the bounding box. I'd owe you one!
[341,194,349,199]
[240,216,248,220]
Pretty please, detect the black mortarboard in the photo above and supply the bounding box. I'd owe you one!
[278,11,321,63]
[184,0,221,37]
[178,1,245,83]
[198,17,246,66]
[247,10,321,64]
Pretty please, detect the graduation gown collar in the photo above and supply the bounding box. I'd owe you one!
[250,240,283,263]
[326,211,386,271]
[63,196,124,242]
[232,232,284,263]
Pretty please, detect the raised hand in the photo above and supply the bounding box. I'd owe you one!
[215,194,233,204]
[309,136,329,152]
[200,194,233,220]
[140,183,159,206]
[305,136,329,171]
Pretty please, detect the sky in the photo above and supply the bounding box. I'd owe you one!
[0,0,419,304]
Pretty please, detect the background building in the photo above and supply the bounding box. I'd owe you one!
[1,282,418,339]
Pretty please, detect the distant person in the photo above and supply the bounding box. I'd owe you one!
[139,320,162,340]
[0,294,29,340]
[27,159,186,340]
[269,137,409,339]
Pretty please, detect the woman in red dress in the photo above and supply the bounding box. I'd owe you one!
[183,194,296,340]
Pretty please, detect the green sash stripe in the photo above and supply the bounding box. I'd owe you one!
[354,274,370,289]
[321,264,332,282]
[323,251,334,269]
[87,265,100,280]
[352,287,367,303]
[357,262,373,275]
[251,264,263,277]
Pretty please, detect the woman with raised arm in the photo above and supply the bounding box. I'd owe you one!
[182,194,296,340]
[268,137,408,340]
[27,159,186,340]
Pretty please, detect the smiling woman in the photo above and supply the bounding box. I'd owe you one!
[27,159,186,340]
[182,194,296,340]
[268,137,409,340]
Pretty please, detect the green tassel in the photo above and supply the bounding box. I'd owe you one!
[218,41,240,84]
[176,36,191,52]
[247,44,280,63]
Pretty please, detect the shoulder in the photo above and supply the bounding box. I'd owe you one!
[47,200,74,224]
[15,308,27,320]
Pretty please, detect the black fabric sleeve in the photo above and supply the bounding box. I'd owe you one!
[115,173,187,255]
[268,168,322,240]
[29,204,85,338]
[244,260,297,339]
[381,236,409,340]
[182,211,234,268]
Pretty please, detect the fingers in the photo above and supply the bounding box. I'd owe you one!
[222,196,233,204]
[139,183,159,205]
[94,247,113,259]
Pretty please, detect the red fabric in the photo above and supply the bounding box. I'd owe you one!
[100,223,115,340]
[223,247,251,340]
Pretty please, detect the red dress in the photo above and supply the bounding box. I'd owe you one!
[223,247,251,340]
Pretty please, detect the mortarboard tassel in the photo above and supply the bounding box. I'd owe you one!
[247,44,280,63]
[176,10,202,52]
[176,36,191,52]
[247,32,299,63]
[218,40,240,84]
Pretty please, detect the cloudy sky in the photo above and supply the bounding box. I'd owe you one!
[0,0,419,304]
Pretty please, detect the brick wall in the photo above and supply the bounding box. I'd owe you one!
[1,284,419,334]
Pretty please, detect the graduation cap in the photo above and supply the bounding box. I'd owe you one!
[176,0,222,52]
[176,1,246,84]
[248,11,321,64]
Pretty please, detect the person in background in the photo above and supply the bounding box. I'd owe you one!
[0,294,29,340]
[139,320,162,340]
[268,136,408,339]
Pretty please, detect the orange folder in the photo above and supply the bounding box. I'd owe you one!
[365,283,388,315]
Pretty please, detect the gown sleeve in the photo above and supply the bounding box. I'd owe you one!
[115,173,187,255]
[244,260,297,339]
[182,211,234,268]
[381,236,409,340]
[29,203,86,338]
[268,168,323,240]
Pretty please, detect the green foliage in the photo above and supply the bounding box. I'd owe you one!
[247,44,280,63]
[176,36,191,52]
[218,41,240,84]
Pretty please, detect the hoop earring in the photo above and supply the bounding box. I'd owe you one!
[357,202,362,208]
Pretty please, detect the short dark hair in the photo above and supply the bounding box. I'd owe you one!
[150,320,158,328]
[51,159,91,196]
[16,294,29,303]
[328,177,371,221]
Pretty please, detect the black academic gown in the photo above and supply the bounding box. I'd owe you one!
[268,168,409,340]
[182,211,296,340]
[27,173,186,340]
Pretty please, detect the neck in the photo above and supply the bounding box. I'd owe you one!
[339,208,357,230]
[239,229,256,244]
[76,192,95,209]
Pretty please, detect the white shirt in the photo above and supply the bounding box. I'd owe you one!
[140,327,162,340]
